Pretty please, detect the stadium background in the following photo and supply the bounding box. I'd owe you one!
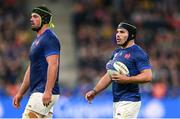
[0,0,179,118]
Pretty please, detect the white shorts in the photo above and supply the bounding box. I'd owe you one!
[24,92,59,116]
[113,101,141,119]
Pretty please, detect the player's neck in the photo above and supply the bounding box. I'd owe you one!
[121,40,135,49]
[37,24,49,37]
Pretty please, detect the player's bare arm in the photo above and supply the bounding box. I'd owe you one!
[43,54,59,107]
[111,69,152,84]
[85,73,112,103]
[13,65,30,108]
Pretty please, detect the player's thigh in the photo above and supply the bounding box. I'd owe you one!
[113,101,141,119]
[25,92,59,116]
[44,112,53,118]
[22,109,44,118]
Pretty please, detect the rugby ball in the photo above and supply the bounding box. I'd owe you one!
[107,61,129,76]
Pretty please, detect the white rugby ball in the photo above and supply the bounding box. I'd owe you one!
[107,61,129,76]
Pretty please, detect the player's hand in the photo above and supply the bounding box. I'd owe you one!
[42,91,52,107]
[85,90,96,104]
[13,93,23,108]
[111,73,129,83]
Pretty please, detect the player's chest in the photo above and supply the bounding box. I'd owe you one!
[30,39,43,56]
[112,50,134,66]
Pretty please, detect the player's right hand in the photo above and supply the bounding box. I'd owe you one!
[13,93,23,108]
[85,90,96,104]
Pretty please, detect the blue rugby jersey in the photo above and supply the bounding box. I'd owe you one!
[106,44,151,102]
[29,29,60,95]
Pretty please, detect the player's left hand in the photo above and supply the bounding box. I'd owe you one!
[111,73,129,83]
[42,91,52,107]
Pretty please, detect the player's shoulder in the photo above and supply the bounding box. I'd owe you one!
[132,44,149,58]
[41,29,61,47]
[133,44,147,53]
[45,29,60,41]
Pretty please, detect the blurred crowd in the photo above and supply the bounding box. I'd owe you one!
[72,0,180,98]
[0,0,31,96]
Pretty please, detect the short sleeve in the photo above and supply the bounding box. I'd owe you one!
[43,35,60,57]
[135,51,151,71]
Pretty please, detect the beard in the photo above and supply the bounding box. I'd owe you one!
[117,39,129,48]
[120,41,128,47]
[31,26,41,32]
